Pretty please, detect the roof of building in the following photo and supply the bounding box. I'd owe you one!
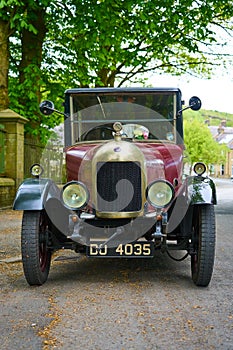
[209,125,233,149]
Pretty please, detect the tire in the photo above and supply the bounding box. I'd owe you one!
[21,210,52,286]
[191,204,215,287]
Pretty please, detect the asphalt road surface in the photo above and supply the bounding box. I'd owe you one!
[0,179,232,350]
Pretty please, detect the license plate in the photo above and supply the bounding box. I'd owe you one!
[87,242,154,258]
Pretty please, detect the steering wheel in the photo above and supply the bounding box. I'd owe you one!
[82,125,114,141]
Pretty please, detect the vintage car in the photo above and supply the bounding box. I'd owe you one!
[13,87,216,287]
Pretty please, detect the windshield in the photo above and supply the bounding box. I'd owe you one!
[68,92,177,144]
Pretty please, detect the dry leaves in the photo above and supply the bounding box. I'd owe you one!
[38,295,62,350]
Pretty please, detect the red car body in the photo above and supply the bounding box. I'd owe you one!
[66,142,183,193]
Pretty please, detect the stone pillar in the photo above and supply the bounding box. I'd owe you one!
[0,109,28,189]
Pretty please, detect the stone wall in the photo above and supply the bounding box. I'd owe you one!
[0,178,15,208]
[0,109,28,208]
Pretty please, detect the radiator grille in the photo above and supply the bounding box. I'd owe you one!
[97,161,142,212]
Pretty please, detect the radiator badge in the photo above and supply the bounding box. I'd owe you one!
[114,147,121,152]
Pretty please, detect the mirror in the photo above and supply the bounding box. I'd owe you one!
[39,100,55,115]
[189,96,202,111]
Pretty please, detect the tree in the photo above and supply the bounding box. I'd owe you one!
[0,0,72,142]
[183,119,227,173]
[1,0,233,142]
[0,16,9,110]
[51,0,233,87]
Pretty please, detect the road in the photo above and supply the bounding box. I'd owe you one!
[0,179,232,350]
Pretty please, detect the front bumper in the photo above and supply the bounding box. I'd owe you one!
[67,214,159,248]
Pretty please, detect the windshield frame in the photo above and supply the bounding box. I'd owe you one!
[64,88,183,146]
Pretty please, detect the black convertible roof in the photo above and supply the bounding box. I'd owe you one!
[65,87,181,94]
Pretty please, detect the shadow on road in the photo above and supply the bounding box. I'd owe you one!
[42,250,194,289]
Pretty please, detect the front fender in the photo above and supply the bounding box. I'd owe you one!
[187,176,217,205]
[13,178,61,210]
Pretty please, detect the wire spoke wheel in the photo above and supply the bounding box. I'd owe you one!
[191,204,216,287]
[21,210,52,286]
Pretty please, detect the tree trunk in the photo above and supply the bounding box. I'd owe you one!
[0,19,10,110]
[97,67,116,87]
[19,7,47,104]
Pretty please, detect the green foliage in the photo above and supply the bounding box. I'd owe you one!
[9,71,63,144]
[184,119,227,172]
[184,108,233,127]
[45,0,233,88]
[1,0,233,143]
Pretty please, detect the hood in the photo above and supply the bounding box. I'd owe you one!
[66,140,183,187]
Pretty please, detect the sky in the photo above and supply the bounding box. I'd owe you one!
[146,27,233,115]
[148,73,233,115]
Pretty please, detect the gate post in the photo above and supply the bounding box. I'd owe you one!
[0,123,5,174]
[0,109,28,207]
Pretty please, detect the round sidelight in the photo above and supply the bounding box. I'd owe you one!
[146,180,174,208]
[30,163,44,177]
[62,181,89,209]
[193,162,206,176]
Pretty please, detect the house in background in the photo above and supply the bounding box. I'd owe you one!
[209,121,233,178]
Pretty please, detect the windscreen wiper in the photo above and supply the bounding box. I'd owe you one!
[96,95,106,119]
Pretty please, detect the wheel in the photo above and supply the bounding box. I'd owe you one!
[21,210,52,286]
[191,204,215,287]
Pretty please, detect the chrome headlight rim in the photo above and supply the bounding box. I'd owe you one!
[62,181,89,210]
[146,180,175,209]
[193,162,206,176]
[30,163,44,177]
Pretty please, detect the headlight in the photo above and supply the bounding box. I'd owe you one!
[193,162,206,176]
[146,180,174,208]
[62,181,89,209]
[30,163,44,177]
